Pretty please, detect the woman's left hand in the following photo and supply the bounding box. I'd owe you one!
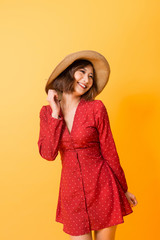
[125,191,138,207]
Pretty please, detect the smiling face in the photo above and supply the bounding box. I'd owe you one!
[73,64,94,96]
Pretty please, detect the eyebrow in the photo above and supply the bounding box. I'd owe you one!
[82,67,93,75]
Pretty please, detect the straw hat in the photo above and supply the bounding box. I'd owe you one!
[45,50,110,98]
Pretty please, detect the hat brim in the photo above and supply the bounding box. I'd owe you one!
[45,50,110,96]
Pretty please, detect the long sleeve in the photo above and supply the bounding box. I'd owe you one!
[94,100,128,193]
[37,105,64,161]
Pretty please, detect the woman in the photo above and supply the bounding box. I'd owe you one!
[37,50,138,240]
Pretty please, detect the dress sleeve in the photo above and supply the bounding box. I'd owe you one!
[94,100,128,193]
[37,105,64,161]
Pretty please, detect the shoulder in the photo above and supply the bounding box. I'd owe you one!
[82,99,108,116]
[92,100,110,121]
[83,99,105,108]
[93,99,105,108]
[93,99,107,113]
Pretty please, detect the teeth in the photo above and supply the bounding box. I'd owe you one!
[78,82,86,88]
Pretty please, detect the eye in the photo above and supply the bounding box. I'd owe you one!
[80,70,85,73]
[79,69,93,79]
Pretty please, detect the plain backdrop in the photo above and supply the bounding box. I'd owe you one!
[0,0,160,239]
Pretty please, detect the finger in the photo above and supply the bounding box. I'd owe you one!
[132,199,137,206]
[132,199,136,204]
[134,199,138,205]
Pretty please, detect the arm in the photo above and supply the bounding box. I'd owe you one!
[37,105,64,161]
[94,100,128,193]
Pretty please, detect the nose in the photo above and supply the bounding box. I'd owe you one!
[83,74,90,83]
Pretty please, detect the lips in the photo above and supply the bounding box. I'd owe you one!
[77,82,86,89]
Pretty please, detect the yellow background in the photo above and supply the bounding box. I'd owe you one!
[0,0,159,239]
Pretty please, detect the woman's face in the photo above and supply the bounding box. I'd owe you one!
[73,64,94,95]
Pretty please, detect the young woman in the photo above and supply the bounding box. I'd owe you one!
[37,50,138,240]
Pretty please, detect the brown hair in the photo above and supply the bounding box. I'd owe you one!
[45,59,98,101]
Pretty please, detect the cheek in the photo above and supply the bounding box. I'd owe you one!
[74,72,81,80]
[89,80,93,87]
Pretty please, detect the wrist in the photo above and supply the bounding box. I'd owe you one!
[51,112,60,119]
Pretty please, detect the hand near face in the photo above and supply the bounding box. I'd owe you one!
[47,89,61,115]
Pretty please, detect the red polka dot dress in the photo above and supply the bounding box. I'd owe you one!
[37,98,133,236]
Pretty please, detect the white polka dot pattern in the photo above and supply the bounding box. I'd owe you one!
[37,98,133,236]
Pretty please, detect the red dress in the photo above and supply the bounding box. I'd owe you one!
[37,98,133,236]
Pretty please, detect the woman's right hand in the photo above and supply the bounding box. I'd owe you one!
[46,89,61,115]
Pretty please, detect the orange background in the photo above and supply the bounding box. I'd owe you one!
[0,0,159,239]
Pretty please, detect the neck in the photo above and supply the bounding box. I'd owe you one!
[60,93,81,110]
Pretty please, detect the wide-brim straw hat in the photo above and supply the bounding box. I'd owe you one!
[45,50,110,98]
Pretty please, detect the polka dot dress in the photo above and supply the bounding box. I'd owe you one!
[37,98,133,236]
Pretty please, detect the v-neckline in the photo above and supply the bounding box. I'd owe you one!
[60,98,83,136]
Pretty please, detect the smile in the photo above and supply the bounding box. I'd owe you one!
[77,82,87,89]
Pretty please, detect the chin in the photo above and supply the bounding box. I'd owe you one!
[74,87,85,94]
